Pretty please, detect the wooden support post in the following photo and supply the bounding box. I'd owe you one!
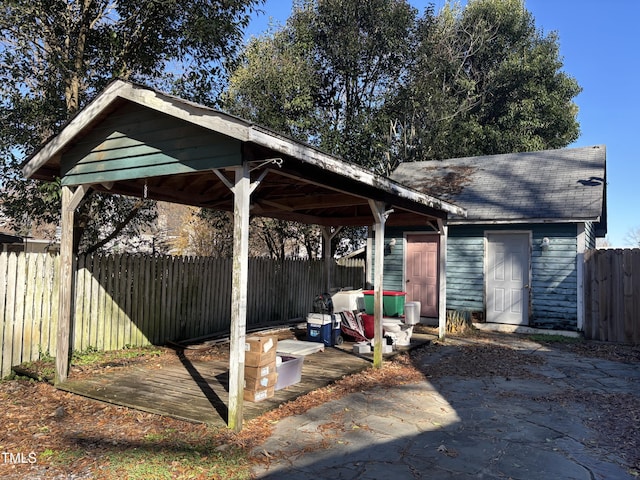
[227,162,251,432]
[321,226,342,294]
[438,219,448,340]
[369,200,388,369]
[56,185,90,385]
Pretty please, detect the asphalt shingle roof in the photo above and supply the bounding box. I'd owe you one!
[390,145,607,232]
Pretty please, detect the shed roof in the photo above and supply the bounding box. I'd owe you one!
[390,145,607,235]
[22,80,464,227]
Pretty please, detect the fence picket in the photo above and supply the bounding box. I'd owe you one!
[42,255,55,356]
[15,254,28,365]
[25,254,41,362]
[0,254,8,377]
[74,254,87,351]
[5,254,18,370]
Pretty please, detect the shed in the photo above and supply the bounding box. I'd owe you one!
[21,80,464,430]
[385,145,607,331]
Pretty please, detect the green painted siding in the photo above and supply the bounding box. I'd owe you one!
[61,103,242,185]
[377,223,580,330]
[446,224,578,329]
[530,225,577,329]
[372,227,406,291]
[447,228,484,312]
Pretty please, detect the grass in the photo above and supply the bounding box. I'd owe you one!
[71,345,163,366]
[101,430,252,480]
[104,447,251,480]
[39,448,86,466]
[37,443,252,480]
[8,345,164,382]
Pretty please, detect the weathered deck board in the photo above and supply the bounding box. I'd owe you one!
[58,346,373,426]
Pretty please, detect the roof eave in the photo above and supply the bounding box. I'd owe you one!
[447,217,601,226]
[247,128,466,218]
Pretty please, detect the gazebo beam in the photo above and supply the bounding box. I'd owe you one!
[56,184,90,385]
[438,219,448,340]
[369,200,390,369]
[226,163,251,432]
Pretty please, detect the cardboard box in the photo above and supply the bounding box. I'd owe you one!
[245,363,277,379]
[245,335,277,354]
[244,371,278,390]
[243,386,275,403]
[245,335,278,367]
[245,347,277,367]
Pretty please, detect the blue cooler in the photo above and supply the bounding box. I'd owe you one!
[306,313,342,346]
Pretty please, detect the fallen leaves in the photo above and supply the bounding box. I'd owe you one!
[2,327,639,477]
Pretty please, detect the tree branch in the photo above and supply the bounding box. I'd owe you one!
[83,200,145,254]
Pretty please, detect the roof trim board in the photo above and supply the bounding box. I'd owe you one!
[447,217,602,226]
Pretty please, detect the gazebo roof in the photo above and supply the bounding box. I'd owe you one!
[23,80,465,226]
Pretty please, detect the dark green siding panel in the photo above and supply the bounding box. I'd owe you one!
[382,230,405,291]
[371,230,405,291]
[60,103,241,185]
[530,224,577,329]
[62,153,239,185]
[445,223,579,329]
[446,227,485,312]
[379,223,580,329]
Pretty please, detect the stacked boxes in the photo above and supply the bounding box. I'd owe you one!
[243,335,278,402]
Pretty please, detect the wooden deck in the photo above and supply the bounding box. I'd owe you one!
[58,346,373,426]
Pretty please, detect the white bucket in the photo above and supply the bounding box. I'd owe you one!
[404,301,421,325]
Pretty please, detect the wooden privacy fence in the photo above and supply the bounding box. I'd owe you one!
[0,252,365,378]
[584,248,640,344]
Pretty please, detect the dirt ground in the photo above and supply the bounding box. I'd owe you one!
[1,328,639,479]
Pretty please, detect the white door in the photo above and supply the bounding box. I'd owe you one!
[486,233,530,325]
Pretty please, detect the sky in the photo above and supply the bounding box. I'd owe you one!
[245,0,640,247]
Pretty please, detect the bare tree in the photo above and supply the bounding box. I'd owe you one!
[623,227,640,248]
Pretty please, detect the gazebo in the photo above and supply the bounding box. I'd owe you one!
[22,80,465,430]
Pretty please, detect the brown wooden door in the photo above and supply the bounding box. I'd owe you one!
[405,235,439,317]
